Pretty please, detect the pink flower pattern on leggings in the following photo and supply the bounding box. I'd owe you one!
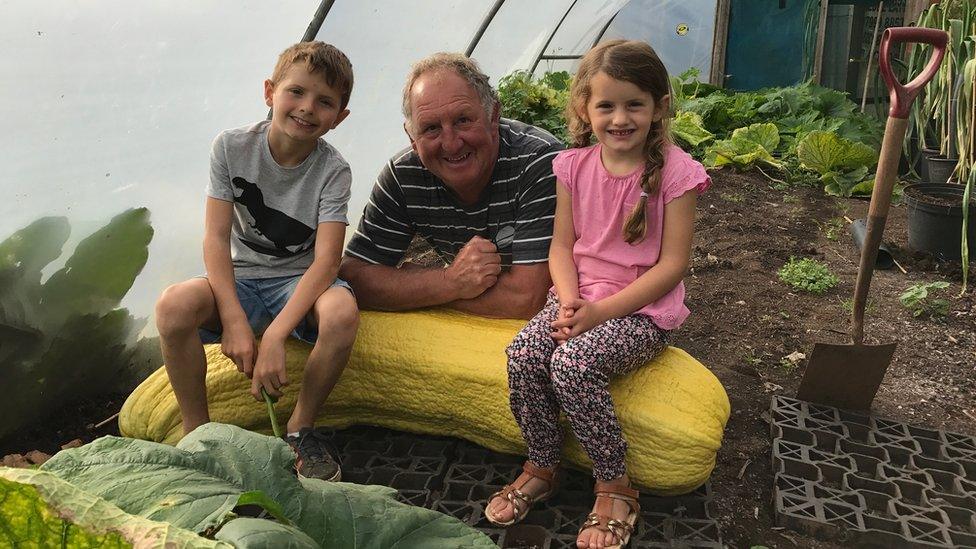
[506,292,670,481]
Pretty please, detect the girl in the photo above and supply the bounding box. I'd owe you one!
[484,40,710,549]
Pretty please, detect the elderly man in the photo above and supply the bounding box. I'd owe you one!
[340,53,563,319]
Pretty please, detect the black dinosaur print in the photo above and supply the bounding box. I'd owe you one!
[233,177,314,258]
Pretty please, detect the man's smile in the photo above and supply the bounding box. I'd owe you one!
[444,152,472,164]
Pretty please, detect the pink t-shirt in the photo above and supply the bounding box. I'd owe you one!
[551,143,710,330]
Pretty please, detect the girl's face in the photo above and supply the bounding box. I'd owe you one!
[582,71,669,161]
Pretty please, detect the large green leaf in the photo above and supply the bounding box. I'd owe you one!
[757,86,810,116]
[0,217,70,349]
[213,517,318,548]
[672,111,714,147]
[703,123,783,170]
[0,308,145,439]
[0,216,69,281]
[704,142,781,170]
[680,93,736,134]
[0,469,227,548]
[797,130,877,175]
[810,86,854,119]
[0,289,42,366]
[822,166,871,197]
[40,423,495,548]
[40,208,153,319]
[730,123,780,152]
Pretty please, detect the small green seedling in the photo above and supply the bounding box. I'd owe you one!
[899,281,951,319]
[778,351,805,373]
[820,217,845,241]
[778,257,839,294]
[841,297,875,315]
[720,191,745,203]
[744,351,764,366]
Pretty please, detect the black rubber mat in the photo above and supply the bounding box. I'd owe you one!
[326,425,722,548]
[771,395,976,548]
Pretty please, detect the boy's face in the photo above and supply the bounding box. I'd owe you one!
[264,62,349,145]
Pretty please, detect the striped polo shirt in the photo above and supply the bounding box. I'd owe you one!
[346,118,563,267]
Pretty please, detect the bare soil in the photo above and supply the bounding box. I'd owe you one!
[1,168,973,548]
[685,169,975,548]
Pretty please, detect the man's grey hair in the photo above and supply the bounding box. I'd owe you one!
[402,52,500,134]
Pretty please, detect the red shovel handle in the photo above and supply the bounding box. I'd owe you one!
[878,27,948,118]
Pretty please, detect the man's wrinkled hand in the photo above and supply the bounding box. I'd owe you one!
[445,236,501,299]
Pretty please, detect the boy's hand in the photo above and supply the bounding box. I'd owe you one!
[550,297,606,342]
[445,236,501,299]
[221,320,257,377]
[251,337,289,401]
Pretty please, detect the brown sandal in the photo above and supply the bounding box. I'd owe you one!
[484,461,559,526]
[578,481,641,549]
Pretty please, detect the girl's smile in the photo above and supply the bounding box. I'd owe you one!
[583,71,669,169]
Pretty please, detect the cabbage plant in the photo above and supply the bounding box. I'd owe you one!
[0,423,494,548]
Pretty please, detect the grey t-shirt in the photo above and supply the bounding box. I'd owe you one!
[207,120,351,279]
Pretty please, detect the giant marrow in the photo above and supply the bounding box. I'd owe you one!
[120,310,729,495]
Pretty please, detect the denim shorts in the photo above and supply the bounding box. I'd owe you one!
[199,275,353,345]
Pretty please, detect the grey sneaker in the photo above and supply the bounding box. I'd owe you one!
[284,428,341,482]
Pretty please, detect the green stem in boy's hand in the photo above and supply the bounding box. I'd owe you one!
[261,388,282,438]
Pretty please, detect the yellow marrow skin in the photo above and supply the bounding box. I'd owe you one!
[120,310,730,495]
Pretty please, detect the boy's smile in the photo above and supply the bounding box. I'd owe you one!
[264,62,350,165]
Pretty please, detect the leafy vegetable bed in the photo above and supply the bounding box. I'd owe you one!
[0,424,494,548]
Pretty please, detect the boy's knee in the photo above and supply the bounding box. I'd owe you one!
[316,294,359,346]
[156,285,198,335]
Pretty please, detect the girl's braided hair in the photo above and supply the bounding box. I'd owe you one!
[566,40,673,244]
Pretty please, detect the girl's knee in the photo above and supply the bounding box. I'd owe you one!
[549,346,599,390]
[506,325,553,359]
[548,352,576,390]
[506,340,552,377]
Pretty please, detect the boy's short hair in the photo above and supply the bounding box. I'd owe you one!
[271,41,354,109]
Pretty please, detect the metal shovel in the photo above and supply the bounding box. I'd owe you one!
[797,27,948,410]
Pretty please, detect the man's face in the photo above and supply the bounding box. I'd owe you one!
[407,70,500,200]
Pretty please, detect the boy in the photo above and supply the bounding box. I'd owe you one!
[154,42,356,482]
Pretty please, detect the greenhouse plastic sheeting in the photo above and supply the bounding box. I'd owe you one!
[2,0,719,323]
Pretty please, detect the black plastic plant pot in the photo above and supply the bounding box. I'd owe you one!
[925,155,959,185]
[850,219,895,270]
[904,183,975,260]
[500,524,551,548]
[917,146,940,182]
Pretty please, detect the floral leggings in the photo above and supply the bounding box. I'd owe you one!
[506,293,671,481]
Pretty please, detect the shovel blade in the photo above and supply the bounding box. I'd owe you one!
[796,342,897,410]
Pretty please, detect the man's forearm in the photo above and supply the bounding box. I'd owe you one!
[340,257,549,318]
[448,268,550,319]
[340,259,459,311]
[446,280,532,318]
